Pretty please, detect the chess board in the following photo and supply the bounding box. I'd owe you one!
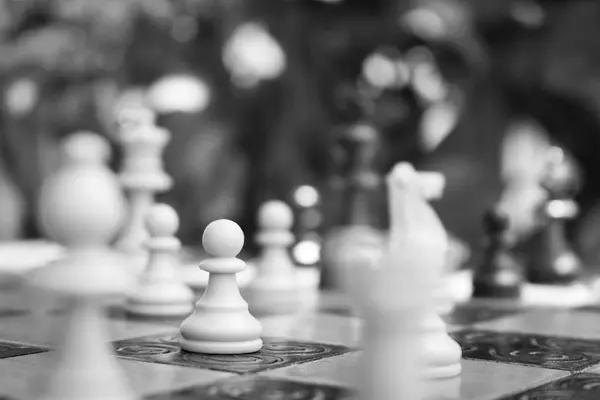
[2,280,600,400]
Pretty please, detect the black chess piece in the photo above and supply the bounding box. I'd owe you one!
[526,147,583,284]
[320,122,387,289]
[473,207,523,298]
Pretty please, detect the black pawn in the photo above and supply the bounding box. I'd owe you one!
[527,147,582,284]
[473,208,523,298]
[335,123,384,226]
[320,123,386,289]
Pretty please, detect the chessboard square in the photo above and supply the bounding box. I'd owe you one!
[259,313,362,347]
[498,372,600,400]
[0,312,175,347]
[314,302,520,329]
[474,309,600,340]
[262,354,567,400]
[0,308,29,318]
[113,333,353,374]
[146,375,352,400]
[577,304,600,313]
[0,351,233,398]
[261,351,359,388]
[0,340,48,360]
[106,305,188,328]
[445,303,523,328]
[452,329,600,371]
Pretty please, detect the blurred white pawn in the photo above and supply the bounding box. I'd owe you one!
[249,200,297,292]
[30,132,137,400]
[180,219,262,354]
[125,204,194,317]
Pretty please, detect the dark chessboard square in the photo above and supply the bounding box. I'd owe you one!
[114,333,353,374]
[576,305,600,313]
[445,304,522,326]
[0,340,48,360]
[0,309,29,318]
[452,329,600,371]
[499,372,600,400]
[147,376,352,400]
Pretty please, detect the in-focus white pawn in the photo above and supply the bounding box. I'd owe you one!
[250,200,297,292]
[31,132,138,400]
[125,203,194,317]
[180,220,262,354]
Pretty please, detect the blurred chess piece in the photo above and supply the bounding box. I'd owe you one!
[125,203,194,317]
[31,132,136,399]
[0,164,24,240]
[386,163,462,380]
[498,119,550,244]
[473,207,523,298]
[320,123,387,290]
[352,252,430,400]
[250,200,297,291]
[415,170,459,314]
[114,115,173,269]
[526,146,583,284]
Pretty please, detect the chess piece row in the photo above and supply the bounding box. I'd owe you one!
[27,131,300,398]
[473,145,584,299]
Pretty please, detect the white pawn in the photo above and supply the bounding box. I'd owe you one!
[250,200,297,291]
[180,220,262,354]
[31,132,137,400]
[125,203,194,317]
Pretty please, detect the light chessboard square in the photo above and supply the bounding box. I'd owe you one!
[146,376,352,400]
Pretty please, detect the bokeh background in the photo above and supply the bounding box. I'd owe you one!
[1,0,600,264]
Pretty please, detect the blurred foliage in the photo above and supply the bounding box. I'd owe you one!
[1,0,600,246]
[0,0,183,75]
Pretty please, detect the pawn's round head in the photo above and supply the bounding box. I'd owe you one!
[258,200,293,230]
[202,219,244,257]
[62,132,111,165]
[146,203,179,237]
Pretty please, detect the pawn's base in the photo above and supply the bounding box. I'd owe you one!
[124,302,193,318]
[422,362,462,380]
[179,338,263,354]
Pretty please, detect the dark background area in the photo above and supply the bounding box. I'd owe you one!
[1,0,600,263]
